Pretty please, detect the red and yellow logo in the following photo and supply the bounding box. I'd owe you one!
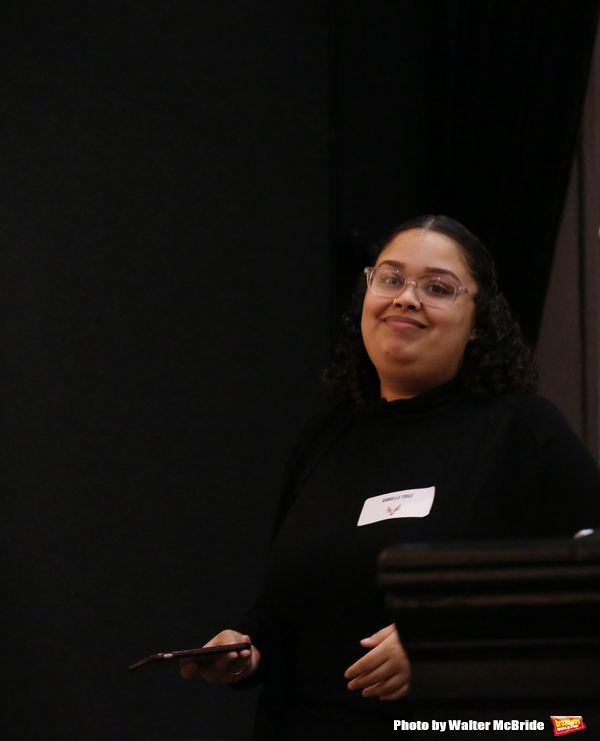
[551,717,586,736]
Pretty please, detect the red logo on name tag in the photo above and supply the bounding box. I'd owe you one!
[550,717,586,736]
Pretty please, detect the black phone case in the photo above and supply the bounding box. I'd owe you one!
[128,642,251,671]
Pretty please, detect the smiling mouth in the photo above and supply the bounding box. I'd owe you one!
[383,316,427,330]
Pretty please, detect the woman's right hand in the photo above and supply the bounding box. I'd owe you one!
[179,629,260,684]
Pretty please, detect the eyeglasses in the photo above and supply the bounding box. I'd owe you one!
[364,266,474,309]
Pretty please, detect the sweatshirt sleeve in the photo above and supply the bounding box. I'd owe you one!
[231,594,292,687]
[231,402,354,687]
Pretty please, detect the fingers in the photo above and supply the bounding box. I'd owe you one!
[346,660,392,691]
[358,623,396,649]
[348,666,411,700]
[179,651,248,680]
[204,629,247,648]
[379,681,411,701]
[180,630,257,684]
[345,624,398,680]
[345,624,411,701]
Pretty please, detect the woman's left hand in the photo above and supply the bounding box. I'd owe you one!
[344,624,411,701]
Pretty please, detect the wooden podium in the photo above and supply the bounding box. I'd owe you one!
[378,537,600,733]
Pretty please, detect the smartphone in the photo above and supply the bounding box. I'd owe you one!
[128,642,251,672]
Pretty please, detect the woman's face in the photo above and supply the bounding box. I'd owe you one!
[361,228,478,400]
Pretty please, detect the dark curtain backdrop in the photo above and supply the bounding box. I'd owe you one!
[1,2,598,740]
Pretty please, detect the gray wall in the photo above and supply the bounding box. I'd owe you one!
[538,17,600,461]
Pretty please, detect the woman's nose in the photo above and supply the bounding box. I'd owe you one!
[392,280,421,308]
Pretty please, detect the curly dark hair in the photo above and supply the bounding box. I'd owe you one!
[324,214,539,403]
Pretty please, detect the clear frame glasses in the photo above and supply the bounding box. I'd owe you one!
[364,266,474,309]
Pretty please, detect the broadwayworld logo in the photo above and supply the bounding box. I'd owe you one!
[550,717,586,736]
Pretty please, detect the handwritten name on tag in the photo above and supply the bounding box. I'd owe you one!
[357,486,435,527]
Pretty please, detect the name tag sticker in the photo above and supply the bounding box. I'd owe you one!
[357,486,435,527]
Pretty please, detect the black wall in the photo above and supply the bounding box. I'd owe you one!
[1,2,597,739]
[1,3,331,739]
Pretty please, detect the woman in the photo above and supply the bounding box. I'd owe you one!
[182,215,600,739]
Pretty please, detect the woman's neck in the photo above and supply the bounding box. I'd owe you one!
[379,370,458,401]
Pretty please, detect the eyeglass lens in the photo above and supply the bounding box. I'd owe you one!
[369,267,458,306]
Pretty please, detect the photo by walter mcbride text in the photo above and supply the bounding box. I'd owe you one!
[393,719,547,732]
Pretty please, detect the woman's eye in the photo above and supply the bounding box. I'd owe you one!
[378,271,403,286]
[423,280,454,296]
